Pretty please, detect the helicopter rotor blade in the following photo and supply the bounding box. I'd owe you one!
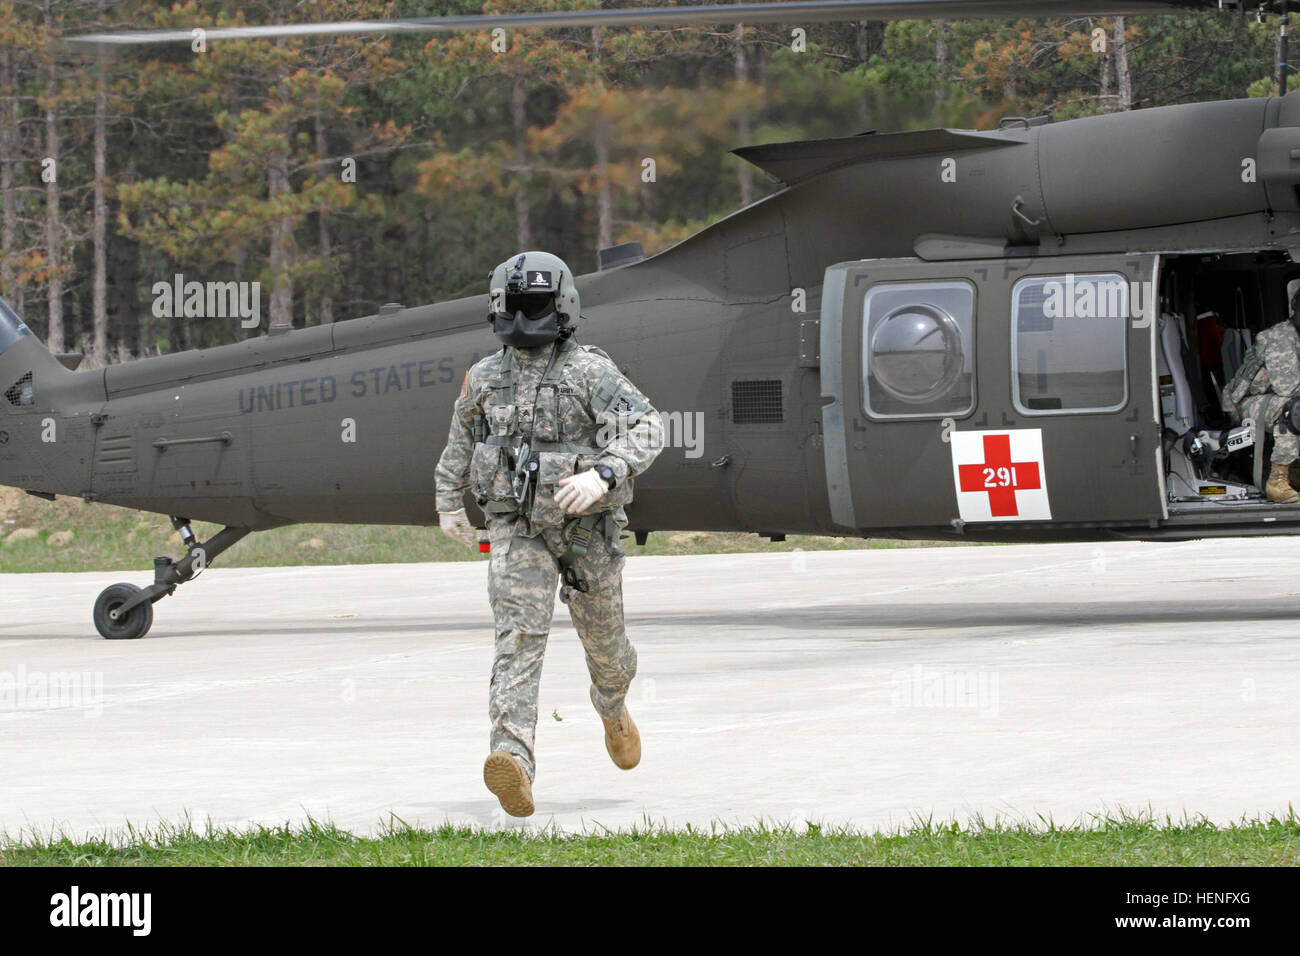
[64,1,1223,48]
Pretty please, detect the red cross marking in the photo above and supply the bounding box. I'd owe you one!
[957,434,1042,517]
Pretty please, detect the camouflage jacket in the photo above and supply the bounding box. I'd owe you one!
[434,337,664,530]
[1226,320,1300,413]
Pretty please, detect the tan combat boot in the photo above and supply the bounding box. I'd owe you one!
[483,750,534,817]
[601,706,641,770]
[1265,462,1300,503]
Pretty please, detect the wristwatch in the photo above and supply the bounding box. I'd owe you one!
[594,463,617,489]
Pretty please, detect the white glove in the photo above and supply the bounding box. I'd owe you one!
[555,469,609,514]
[439,508,475,547]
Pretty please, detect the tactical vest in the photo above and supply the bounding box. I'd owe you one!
[468,338,635,528]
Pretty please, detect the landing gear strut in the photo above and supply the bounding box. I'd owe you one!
[92,518,249,639]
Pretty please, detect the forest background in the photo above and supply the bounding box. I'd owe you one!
[0,1,1287,366]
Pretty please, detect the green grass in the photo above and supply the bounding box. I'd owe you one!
[3,811,1297,866]
[0,487,968,574]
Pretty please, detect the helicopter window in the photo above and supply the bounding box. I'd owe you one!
[863,280,975,419]
[1011,273,1128,415]
[4,370,33,407]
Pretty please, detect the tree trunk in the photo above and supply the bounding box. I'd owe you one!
[1,47,18,313]
[268,150,293,327]
[855,20,871,63]
[512,77,531,251]
[1114,16,1133,111]
[43,0,63,352]
[734,21,753,207]
[424,211,437,296]
[1277,18,1286,95]
[593,117,612,253]
[935,21,948,106]
[592,27,612,254]
[853,23,871,127]
[92,2,108,364]
[1099,18,1114,111]
[268,12,293,327]
[314,112,333,325]
[108,232,140,360]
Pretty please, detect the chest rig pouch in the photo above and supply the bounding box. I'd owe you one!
[469,370,519,504]
[472,340,615,530]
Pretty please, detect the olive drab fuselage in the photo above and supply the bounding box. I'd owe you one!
[14,93,1300,546]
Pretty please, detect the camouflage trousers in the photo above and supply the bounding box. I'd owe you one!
[1239,393,1299,466]
[485,513,637,782]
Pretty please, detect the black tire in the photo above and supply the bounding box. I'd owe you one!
[93,583,154,640]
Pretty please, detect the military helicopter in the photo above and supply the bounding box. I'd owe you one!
[3,0,1298,639]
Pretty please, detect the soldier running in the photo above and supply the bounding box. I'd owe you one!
[434,251,664,817]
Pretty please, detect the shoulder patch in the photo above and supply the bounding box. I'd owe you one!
[459,370,470,399]
[590,372,620,414]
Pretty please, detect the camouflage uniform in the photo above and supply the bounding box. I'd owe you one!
[435,337,663,781]
[1229,320,1300,466]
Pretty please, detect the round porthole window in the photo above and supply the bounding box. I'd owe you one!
[869,303,963,404]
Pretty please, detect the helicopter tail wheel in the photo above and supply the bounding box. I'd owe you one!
[93,583,154,640]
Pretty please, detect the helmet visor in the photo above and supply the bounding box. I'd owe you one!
[502,291,557,321]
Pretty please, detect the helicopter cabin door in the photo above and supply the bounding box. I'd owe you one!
[819,254,1164,537]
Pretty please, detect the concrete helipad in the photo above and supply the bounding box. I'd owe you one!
[1,537,1297,839]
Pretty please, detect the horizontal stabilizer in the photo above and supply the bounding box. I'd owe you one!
[733,128,1024,186]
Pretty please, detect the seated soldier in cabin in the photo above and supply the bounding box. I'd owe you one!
[1224,279,1300,503]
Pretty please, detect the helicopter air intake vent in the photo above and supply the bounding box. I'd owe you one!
[4,371,33,407]
[731,379,783,425]
[598,242,644,271]
[94,434,136,473]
